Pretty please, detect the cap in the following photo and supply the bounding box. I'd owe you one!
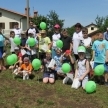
[65,50,71,55]
[46,50,51,53]
[21,31,25,34]
[78,46,86,53]
[14,47,19,50]
[54,24,60,29]
[24,57,29,62]
[28,29,34,34]
[40,30,46,34]
[55,48,62,52]
[74,23,82,28]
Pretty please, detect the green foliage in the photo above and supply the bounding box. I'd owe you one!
[66,26,75,36]
[95,15,108,32]
[32,10,64,39]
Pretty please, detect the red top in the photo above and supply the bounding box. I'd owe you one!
[17,52,22,60]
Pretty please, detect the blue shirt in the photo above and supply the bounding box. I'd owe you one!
[54,55,62,70]
[0,34,5,47]
[92,40,108,63]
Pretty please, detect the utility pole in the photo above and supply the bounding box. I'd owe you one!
[26,0,29,29]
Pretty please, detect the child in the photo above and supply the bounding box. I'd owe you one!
[38,30,51,60]
[25,30,38,62]
[54,48,65,78]
[72,46,90,89]
[61,50,75,84]
[9,47,23,70]
[42,50,56,84]
[91,33,108,85]
[0,29,6,71]
[81,27,92,60]
[2,31,17,53]
[13,57,32,80]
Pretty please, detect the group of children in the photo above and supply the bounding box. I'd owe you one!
[0,25,108,90]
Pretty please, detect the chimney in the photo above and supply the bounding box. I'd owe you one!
[25,8,30,15]
[34,11,38,17]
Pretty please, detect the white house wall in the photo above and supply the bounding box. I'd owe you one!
[87,25,98,34]
[0,9,24,35]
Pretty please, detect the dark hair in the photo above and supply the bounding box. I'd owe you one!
[14,22,19,25]
[75,23,82,28]
[10,31,15,34]
[82,27,88,33]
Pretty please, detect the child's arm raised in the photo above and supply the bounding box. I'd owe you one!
[79,60,90,81]
[69,54,74,64]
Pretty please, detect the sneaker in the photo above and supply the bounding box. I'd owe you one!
[63,77,69,84]
[104,82,108,86]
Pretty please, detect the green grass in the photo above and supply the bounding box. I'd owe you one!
[0,70,108,108]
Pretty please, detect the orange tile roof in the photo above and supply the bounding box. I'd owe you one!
[0,7,33,18]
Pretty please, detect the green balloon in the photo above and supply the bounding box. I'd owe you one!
[32,59,41,70]
[94,65,104,76]
[28,38,36,47]
[40,22,46,30]
[56,40,63,49]
[14,37,21,45]
[11,54,18,62]
[62,63,71,73]
[85,81,96,93]
[6,55,15,65]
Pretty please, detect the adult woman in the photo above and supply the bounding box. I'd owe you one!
[72,23,83,60]
[52,24,61,58]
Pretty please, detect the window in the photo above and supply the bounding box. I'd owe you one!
[0,12,2,17]
[91,27,94,30]
[0,23,5,29]
[9,22,16,29]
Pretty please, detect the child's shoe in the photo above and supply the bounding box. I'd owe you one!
[104,82,108,86]
[63,76,69,84]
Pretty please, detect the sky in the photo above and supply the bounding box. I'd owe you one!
[0,0,108,27]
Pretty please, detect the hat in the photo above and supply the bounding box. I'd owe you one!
[74,23,82,28]
[14,47,19,50]
[65,50,71,55]
[21,31,25,34]
[55,48,62,52]
[28,29,33,34]
[40,30,46,34]
[54,24,60,29]
[78,46,86,53]
[46,50,51,53]
[24,57,29,62]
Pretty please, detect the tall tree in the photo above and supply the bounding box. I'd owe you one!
[95,15,108,32]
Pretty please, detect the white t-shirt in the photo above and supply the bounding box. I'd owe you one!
[52,33,61,48]
[28,28,36,37]
[72,31,83,54]
[83,37,92,47]
[9,38,17,52]
[13,28,22,37]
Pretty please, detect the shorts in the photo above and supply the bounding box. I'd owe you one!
[93,62,105,69]
[43,73,55,79]
[0,47,3,58]
[105,64,108,72]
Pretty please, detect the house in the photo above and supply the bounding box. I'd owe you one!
[0,7,38,36]
[85,23,99,40]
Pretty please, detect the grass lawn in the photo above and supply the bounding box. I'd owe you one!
[0,70,108,108]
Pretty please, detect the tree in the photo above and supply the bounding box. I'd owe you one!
[32,10,64,39]
[95,15,108,32]
[32,15,49,30]
[66,26,75,37]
